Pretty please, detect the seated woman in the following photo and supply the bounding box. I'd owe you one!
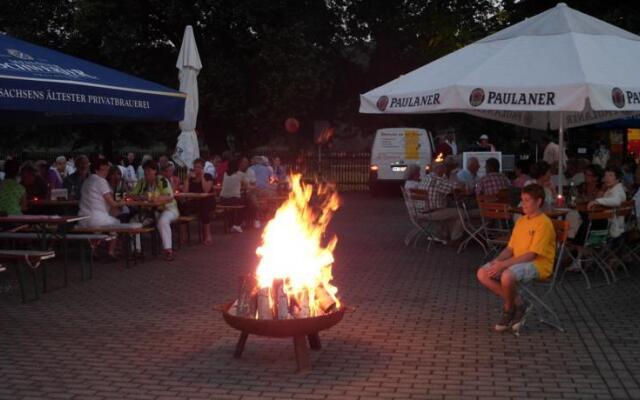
[576,164,603,203]
[568,166,626,271]
[161,162,181,193]
[78,159,142,261]
[131,160,179,261]
[219,158,247,233]
[524,161,556,210]
[0,160,26,216]
[183,158,216,245]
[512,160,531,189]
[107,166,132,222]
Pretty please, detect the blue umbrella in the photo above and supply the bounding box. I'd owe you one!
[0,34,186,124]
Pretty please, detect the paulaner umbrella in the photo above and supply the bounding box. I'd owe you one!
[173,25,202,169]
[360,3,640,192]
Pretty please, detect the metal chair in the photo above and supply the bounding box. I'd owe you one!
[563,209,615,288]
[517,219,569,332]
[400,187,446,250]
[454,193,487,255]
[477,201,513,258]
[602,201,635,279]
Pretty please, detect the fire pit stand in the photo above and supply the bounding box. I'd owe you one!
[221,303,347,372]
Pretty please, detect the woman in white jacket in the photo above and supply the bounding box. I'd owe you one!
[587,167,627,238]
[568,166,627,272]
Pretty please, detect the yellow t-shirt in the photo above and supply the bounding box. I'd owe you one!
[507,213,556,280]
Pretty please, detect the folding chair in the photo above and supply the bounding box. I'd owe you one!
[400,187,446,250]
[478,201,513,258]
[454,193,487,254]
[601,201,634,279]
[618,199,640,266]
[517,219,569,333]
[563,209,615,288]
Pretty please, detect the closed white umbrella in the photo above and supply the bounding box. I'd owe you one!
[173,25,202,169]
[360,3,640,193]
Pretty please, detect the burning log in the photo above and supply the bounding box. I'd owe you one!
[273,279,291,320]
[257,287,273,320]
[290,291,310,319]
[237,275,258,318]
[315,284,337,314]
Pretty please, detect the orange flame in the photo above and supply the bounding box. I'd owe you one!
[435,152,444,163]
[255,174,340,317]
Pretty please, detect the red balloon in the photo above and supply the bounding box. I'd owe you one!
[284,117,300,133]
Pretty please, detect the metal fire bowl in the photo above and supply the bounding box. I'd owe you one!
[221,302,347,338]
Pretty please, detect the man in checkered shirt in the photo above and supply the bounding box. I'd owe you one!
[418,159,465,244]
[477,157,511,196]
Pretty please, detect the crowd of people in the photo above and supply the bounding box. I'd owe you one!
[406,134,640,332]
[0,151,290,262]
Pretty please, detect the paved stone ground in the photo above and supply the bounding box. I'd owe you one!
[1,193,640,400]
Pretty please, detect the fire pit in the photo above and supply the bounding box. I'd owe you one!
[221,302,347,371]
[219,174,347,372]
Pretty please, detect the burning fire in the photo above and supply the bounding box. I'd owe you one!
[435,152,444,163]
[231,174,341,320]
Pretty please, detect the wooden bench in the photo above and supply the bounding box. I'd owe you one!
[215,205,246,233]
[0,231,114,286]
[170,215,196,249]
[0,249,55,302]
[72,226,156,268]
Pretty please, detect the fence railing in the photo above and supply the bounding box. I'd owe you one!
[295,152,371,192]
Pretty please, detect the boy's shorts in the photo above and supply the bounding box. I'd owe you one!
[481,262,538,283]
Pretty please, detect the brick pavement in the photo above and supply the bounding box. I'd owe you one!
[1,193,639,399]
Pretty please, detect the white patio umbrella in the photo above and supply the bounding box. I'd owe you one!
[360,3,640,193]
[173,25,202,169]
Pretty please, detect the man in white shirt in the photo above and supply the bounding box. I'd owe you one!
[542,136,567,170]
[78,159,142,260]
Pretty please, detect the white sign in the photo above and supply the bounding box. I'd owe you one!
[462,151,502,177]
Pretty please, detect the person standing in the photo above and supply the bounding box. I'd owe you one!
[592,141,610,169]
[477,135,496,152]
[435,135,453,158]
[542,135,566,170]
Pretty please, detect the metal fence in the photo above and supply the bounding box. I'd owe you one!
[296,151,371,192]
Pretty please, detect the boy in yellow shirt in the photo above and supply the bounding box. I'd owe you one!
[477,184,556,332]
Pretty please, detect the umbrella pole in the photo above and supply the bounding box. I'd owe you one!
[558,112,564,197]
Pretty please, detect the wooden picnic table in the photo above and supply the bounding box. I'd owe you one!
[0,215,87,225]
[118,198,171,208]
[175,192,216,200]
[28,199,80,207]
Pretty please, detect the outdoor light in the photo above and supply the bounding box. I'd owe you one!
[370,164,379,171]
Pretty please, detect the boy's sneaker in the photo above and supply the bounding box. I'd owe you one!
[231,225,243,233]
[511,301,532,332]
[495,309,514,332]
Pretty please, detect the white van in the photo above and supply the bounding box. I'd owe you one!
[369,128,434,194]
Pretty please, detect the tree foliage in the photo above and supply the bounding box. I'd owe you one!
[1,0,640,155]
